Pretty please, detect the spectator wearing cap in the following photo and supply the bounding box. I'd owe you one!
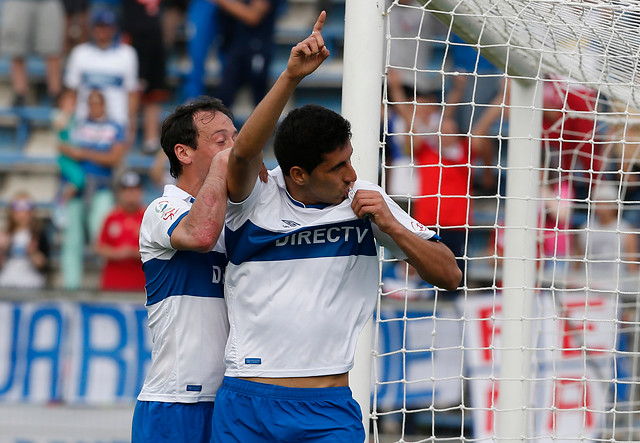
[0,0,65,106]
[57,89,127,290]
[95,170,146,292]
[61,7,139,146]
[0,192,50,289]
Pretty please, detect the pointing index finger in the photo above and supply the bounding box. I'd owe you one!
[313,10,326,34]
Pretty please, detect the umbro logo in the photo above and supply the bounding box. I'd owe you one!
[282,219,300,228]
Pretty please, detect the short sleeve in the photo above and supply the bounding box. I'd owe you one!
[225,176,265,231]
[64,47,81,89]
[123,46,139,92]
[355,181,438,260]
[139,197,192,262]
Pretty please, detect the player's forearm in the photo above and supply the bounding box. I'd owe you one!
[228,11,329,202]
[171,150,229,251]
[234,72,301,162]
[387,225,462,291]
[351,189,460,289]
[228,72,301,201]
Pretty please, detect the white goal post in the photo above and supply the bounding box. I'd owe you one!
[344,0,640,442]
[341,0,385,441]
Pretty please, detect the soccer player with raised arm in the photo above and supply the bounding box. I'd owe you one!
[211,11,462,442]
[132,98,235,443]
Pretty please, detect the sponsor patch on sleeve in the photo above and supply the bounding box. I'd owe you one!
[411,220,429,232]
[155,200,179,221]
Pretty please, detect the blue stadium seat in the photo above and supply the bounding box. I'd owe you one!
[0,55,47,81]
[0,105,53,150]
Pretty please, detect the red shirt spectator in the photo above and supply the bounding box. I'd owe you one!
[542,75,600,174]
[413,135,472,228]
[96,170,145,291]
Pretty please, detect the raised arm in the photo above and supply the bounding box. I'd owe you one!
[470,78,508,164]
[352,190,462,291]
[170,148,230,251]
[387,68,417,130]
[227,11,330,202]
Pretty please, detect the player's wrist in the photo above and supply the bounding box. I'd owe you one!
[381,220,408,237]
[281,67,306,84]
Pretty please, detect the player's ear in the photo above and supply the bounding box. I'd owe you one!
[289,166,307,186]
[174,144,192,165]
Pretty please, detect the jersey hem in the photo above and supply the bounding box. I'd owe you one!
[136,393,216,403]
[224,365,353,378]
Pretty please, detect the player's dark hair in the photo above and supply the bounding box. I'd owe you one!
[274,104,352,176]
[161,97,234,178]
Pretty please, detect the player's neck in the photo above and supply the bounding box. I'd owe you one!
[284,177,317,206]
[176,175,201,200]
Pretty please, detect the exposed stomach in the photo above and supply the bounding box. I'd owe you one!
[239,372,349,388]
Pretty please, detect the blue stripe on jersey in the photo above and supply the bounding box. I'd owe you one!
[143,250,228,306]
[225,218,377,266]
[81,72,124,88]
[167,211,189,237]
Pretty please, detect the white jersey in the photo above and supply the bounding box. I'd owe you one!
[223,167,437,377]
[64,41,138,126]
[138,185,229,403]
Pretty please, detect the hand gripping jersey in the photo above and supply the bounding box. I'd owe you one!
[138,185,229,402]
[224,167,437,377]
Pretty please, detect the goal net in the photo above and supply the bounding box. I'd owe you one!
[371,0,640,441]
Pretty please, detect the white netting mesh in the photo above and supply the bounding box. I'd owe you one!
[374,0,640,441]
[426,0,640,110]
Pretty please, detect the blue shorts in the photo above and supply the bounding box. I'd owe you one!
[211,377,365,442]
[132,400,215,443]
